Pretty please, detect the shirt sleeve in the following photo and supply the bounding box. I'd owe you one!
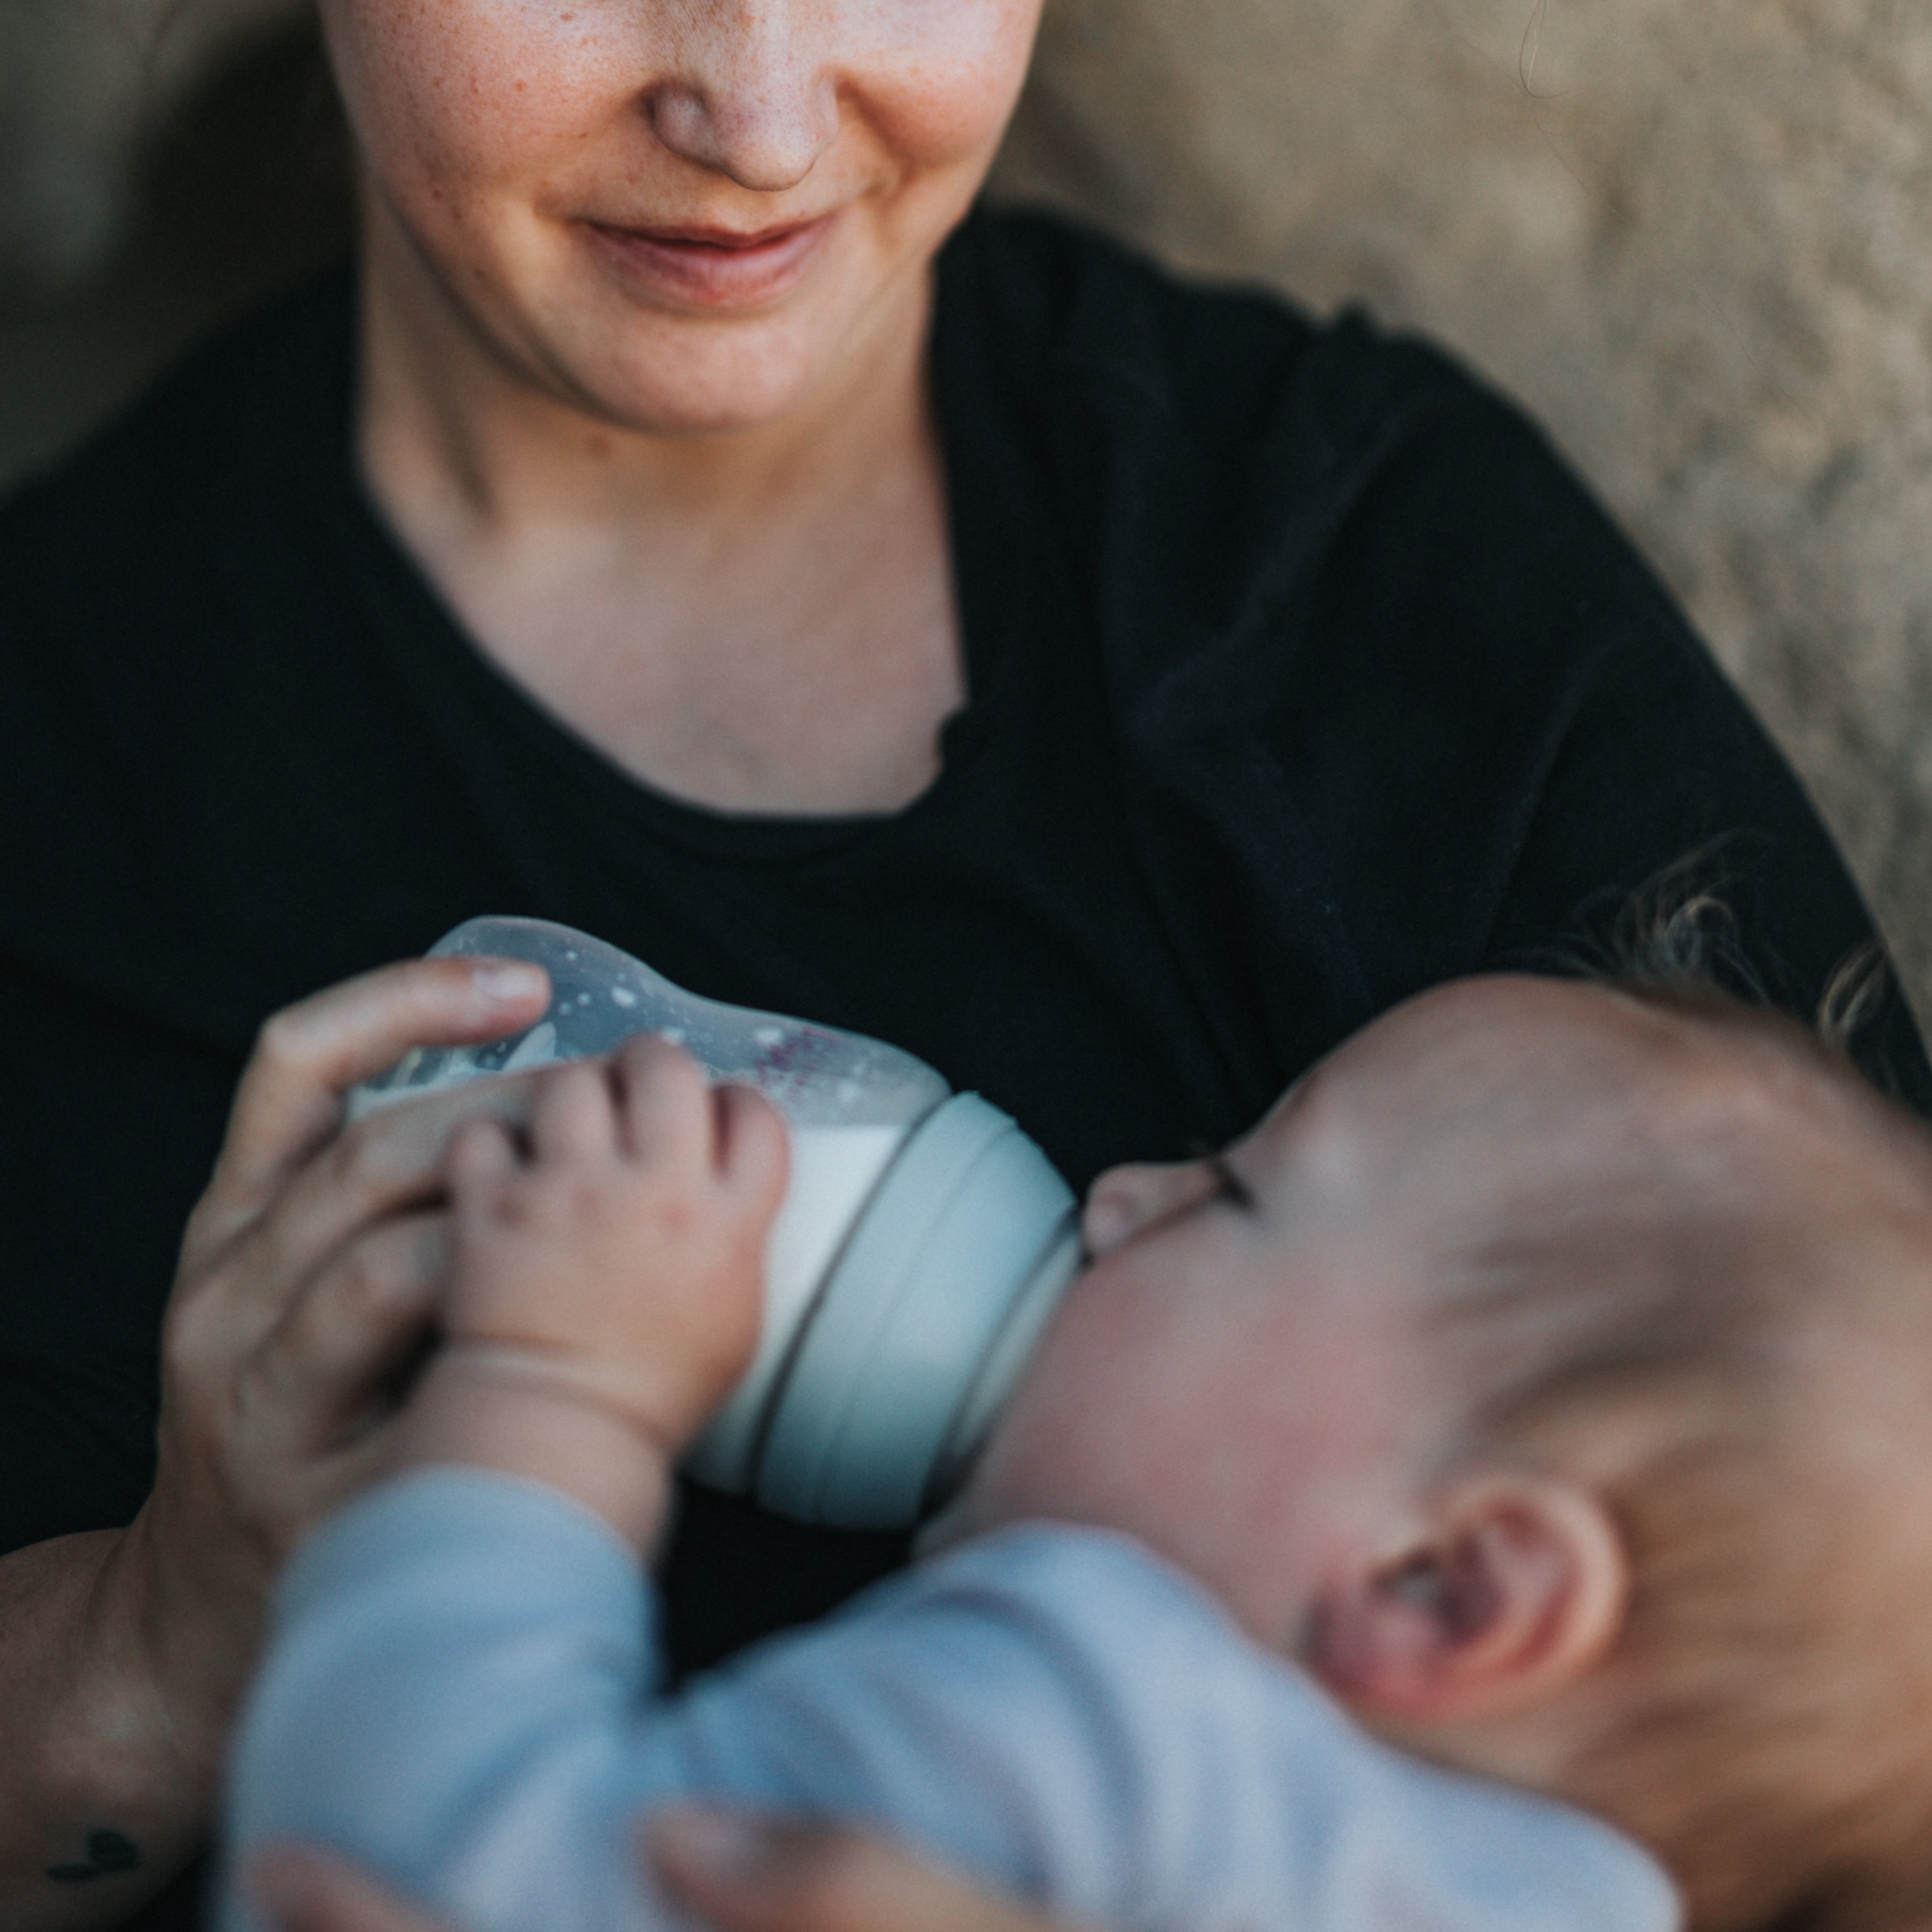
[221,1473,1681,1932]
[220,1470,681,1932]
[220,1476,1181,1932]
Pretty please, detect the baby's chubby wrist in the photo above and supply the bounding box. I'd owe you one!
[392,1344,678,1551]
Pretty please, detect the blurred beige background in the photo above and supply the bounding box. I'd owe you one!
[7,0,1932,1012]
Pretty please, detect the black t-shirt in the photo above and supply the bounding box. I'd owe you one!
[4,208,1924,1687]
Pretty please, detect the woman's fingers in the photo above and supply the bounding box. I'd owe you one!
[648,1811,1058,1932]
[197,958,550,1249]
[249,1212,447,1452]
[214,1214,447,1552]
[214,1065,546,1344]
[249,1845,451,1932]
[250,1824,1071,1932]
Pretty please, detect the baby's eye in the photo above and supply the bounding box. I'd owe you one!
[1207,1152,1256,1212]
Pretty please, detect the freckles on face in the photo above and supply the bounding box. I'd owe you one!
[836,0,1042,162]
[323,3,645,223]
[319,0,1046,432]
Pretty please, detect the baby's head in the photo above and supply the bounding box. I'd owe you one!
[954,969,1932,1932]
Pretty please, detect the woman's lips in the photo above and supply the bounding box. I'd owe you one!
[584,214,837,310]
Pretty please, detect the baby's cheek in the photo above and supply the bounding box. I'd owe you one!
[958,1331,1139,1530]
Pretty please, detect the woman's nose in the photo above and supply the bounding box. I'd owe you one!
[646,2,841,193]
[1081,1159,1220,1259]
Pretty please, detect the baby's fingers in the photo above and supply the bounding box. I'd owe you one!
[527,1058,623,1163]
[613,1033,714,1168]
[714,1084,790,1217]
[251,1845,452,1932]
[446,1115,520,1204]
[648,1812,1055,1932]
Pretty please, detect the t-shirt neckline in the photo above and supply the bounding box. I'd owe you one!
[314,230,1028,868]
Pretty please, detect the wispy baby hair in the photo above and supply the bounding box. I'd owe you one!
[1433,879,1932,1932]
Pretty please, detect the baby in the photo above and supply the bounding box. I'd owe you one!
[221,964,1932,1932]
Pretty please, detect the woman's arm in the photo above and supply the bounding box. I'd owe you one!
[0,957,550,1931]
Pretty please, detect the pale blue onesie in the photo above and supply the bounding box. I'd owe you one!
[222,1470,1681,1932]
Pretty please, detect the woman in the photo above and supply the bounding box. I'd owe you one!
[1,1,1922,1927]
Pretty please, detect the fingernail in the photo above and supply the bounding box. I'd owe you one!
[472,961,549,1006]
[653,1809,778,1881]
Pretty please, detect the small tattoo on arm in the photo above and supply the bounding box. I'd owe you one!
[47,1830,141,1883]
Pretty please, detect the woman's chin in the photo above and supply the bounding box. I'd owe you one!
[581,348,830,439]
[493,265,870,439]
[509,212,927,440]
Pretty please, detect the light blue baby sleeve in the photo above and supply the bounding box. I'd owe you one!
[221,1469,1682,1932]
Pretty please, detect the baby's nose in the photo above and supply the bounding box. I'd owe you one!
[1081,1158,1219,1257]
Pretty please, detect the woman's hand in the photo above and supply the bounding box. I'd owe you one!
[648,1811,1061,1932]
[132,955,553,1706]
[0,955,548,1931]
[397,1034,788,1548]
[248,1811,1062,1932]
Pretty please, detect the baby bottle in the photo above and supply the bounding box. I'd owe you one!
[351,917,1080,1531]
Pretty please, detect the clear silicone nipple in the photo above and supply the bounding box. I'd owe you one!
[351,916,950,1131]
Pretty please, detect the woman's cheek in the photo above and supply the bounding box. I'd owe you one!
[848,0,1043,166]
[324,0,635,204]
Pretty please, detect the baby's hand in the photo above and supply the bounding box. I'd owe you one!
[440,1034,789,1455]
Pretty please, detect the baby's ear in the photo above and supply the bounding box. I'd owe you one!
[1301,1471,1628,1725]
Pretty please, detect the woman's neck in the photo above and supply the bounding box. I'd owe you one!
[352,195,964,817]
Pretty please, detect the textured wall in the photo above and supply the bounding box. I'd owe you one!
[7,0,1931,1010]
[0,0,296,295]
[0,0,348,479]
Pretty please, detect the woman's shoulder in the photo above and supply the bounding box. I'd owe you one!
[941,212,1932,1106]
[0,271,364,1044]
[943,205,1509,492]
[940,207,1654,690]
